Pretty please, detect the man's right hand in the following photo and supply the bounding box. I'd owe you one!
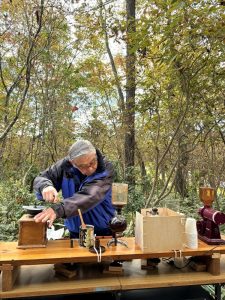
[42,186,59,203]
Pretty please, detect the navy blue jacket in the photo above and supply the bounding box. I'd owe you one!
[33,149,115,235]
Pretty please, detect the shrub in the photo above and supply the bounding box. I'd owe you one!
[0,179,36,241]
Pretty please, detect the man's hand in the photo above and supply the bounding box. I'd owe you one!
[42,186,59,203]
[34,208,56,227]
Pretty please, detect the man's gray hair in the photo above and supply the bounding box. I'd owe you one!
[68,140,96,160]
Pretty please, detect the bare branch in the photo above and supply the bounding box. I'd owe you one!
[0,0,45,142]
[98,0,125,112]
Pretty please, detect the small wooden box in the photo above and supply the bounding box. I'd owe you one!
[135,207,185,252]
[17,214,47,249]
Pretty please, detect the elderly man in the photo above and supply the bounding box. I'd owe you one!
[33,140,115,238]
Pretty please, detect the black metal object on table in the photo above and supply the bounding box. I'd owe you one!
[22,203,45,216]
[107,205,128,248]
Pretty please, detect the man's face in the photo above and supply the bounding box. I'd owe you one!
[71,152,98,176]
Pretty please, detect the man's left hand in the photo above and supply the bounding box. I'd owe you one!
[34,208,56,227]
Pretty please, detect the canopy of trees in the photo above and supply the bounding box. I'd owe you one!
[0,0,224,240]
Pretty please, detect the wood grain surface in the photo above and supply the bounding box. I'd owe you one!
[2,259,225,298]
[1,237,225,266]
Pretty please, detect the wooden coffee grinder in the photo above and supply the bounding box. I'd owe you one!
[17,205,47,249]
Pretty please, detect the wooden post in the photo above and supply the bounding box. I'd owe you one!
[207,253,221,275]
[0,264,20,291]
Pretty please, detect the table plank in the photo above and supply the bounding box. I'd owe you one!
[0,264,121,298]
[1,238,225,266]
[119,259,225,290]
[2,259,225,298]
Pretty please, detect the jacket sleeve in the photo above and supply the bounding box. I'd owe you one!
[33,159,65,197]
[52,160,114,219]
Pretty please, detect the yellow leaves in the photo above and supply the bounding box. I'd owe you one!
[114,54,125,70]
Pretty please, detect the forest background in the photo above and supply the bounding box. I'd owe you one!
[0,0,224,242]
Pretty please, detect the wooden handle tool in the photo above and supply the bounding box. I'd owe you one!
[78,209,86,229]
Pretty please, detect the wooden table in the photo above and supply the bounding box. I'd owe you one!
[1,237,225,299]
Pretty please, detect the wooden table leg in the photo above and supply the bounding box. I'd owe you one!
[207,253,221,275]
[0,264,20,291]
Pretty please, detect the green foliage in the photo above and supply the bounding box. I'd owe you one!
[0,179,36,241]
[123,185,149,237]
[178,196,200,220]
[126,187,146,215]
[0,0,224,246]
[111,160,125,182]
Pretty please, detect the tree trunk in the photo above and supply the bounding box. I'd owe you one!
[174,132,189,198]
[125,0,136,186]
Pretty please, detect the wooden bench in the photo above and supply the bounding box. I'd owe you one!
[1,237,225,298]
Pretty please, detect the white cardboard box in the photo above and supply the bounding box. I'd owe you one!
[135,207,185,252]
